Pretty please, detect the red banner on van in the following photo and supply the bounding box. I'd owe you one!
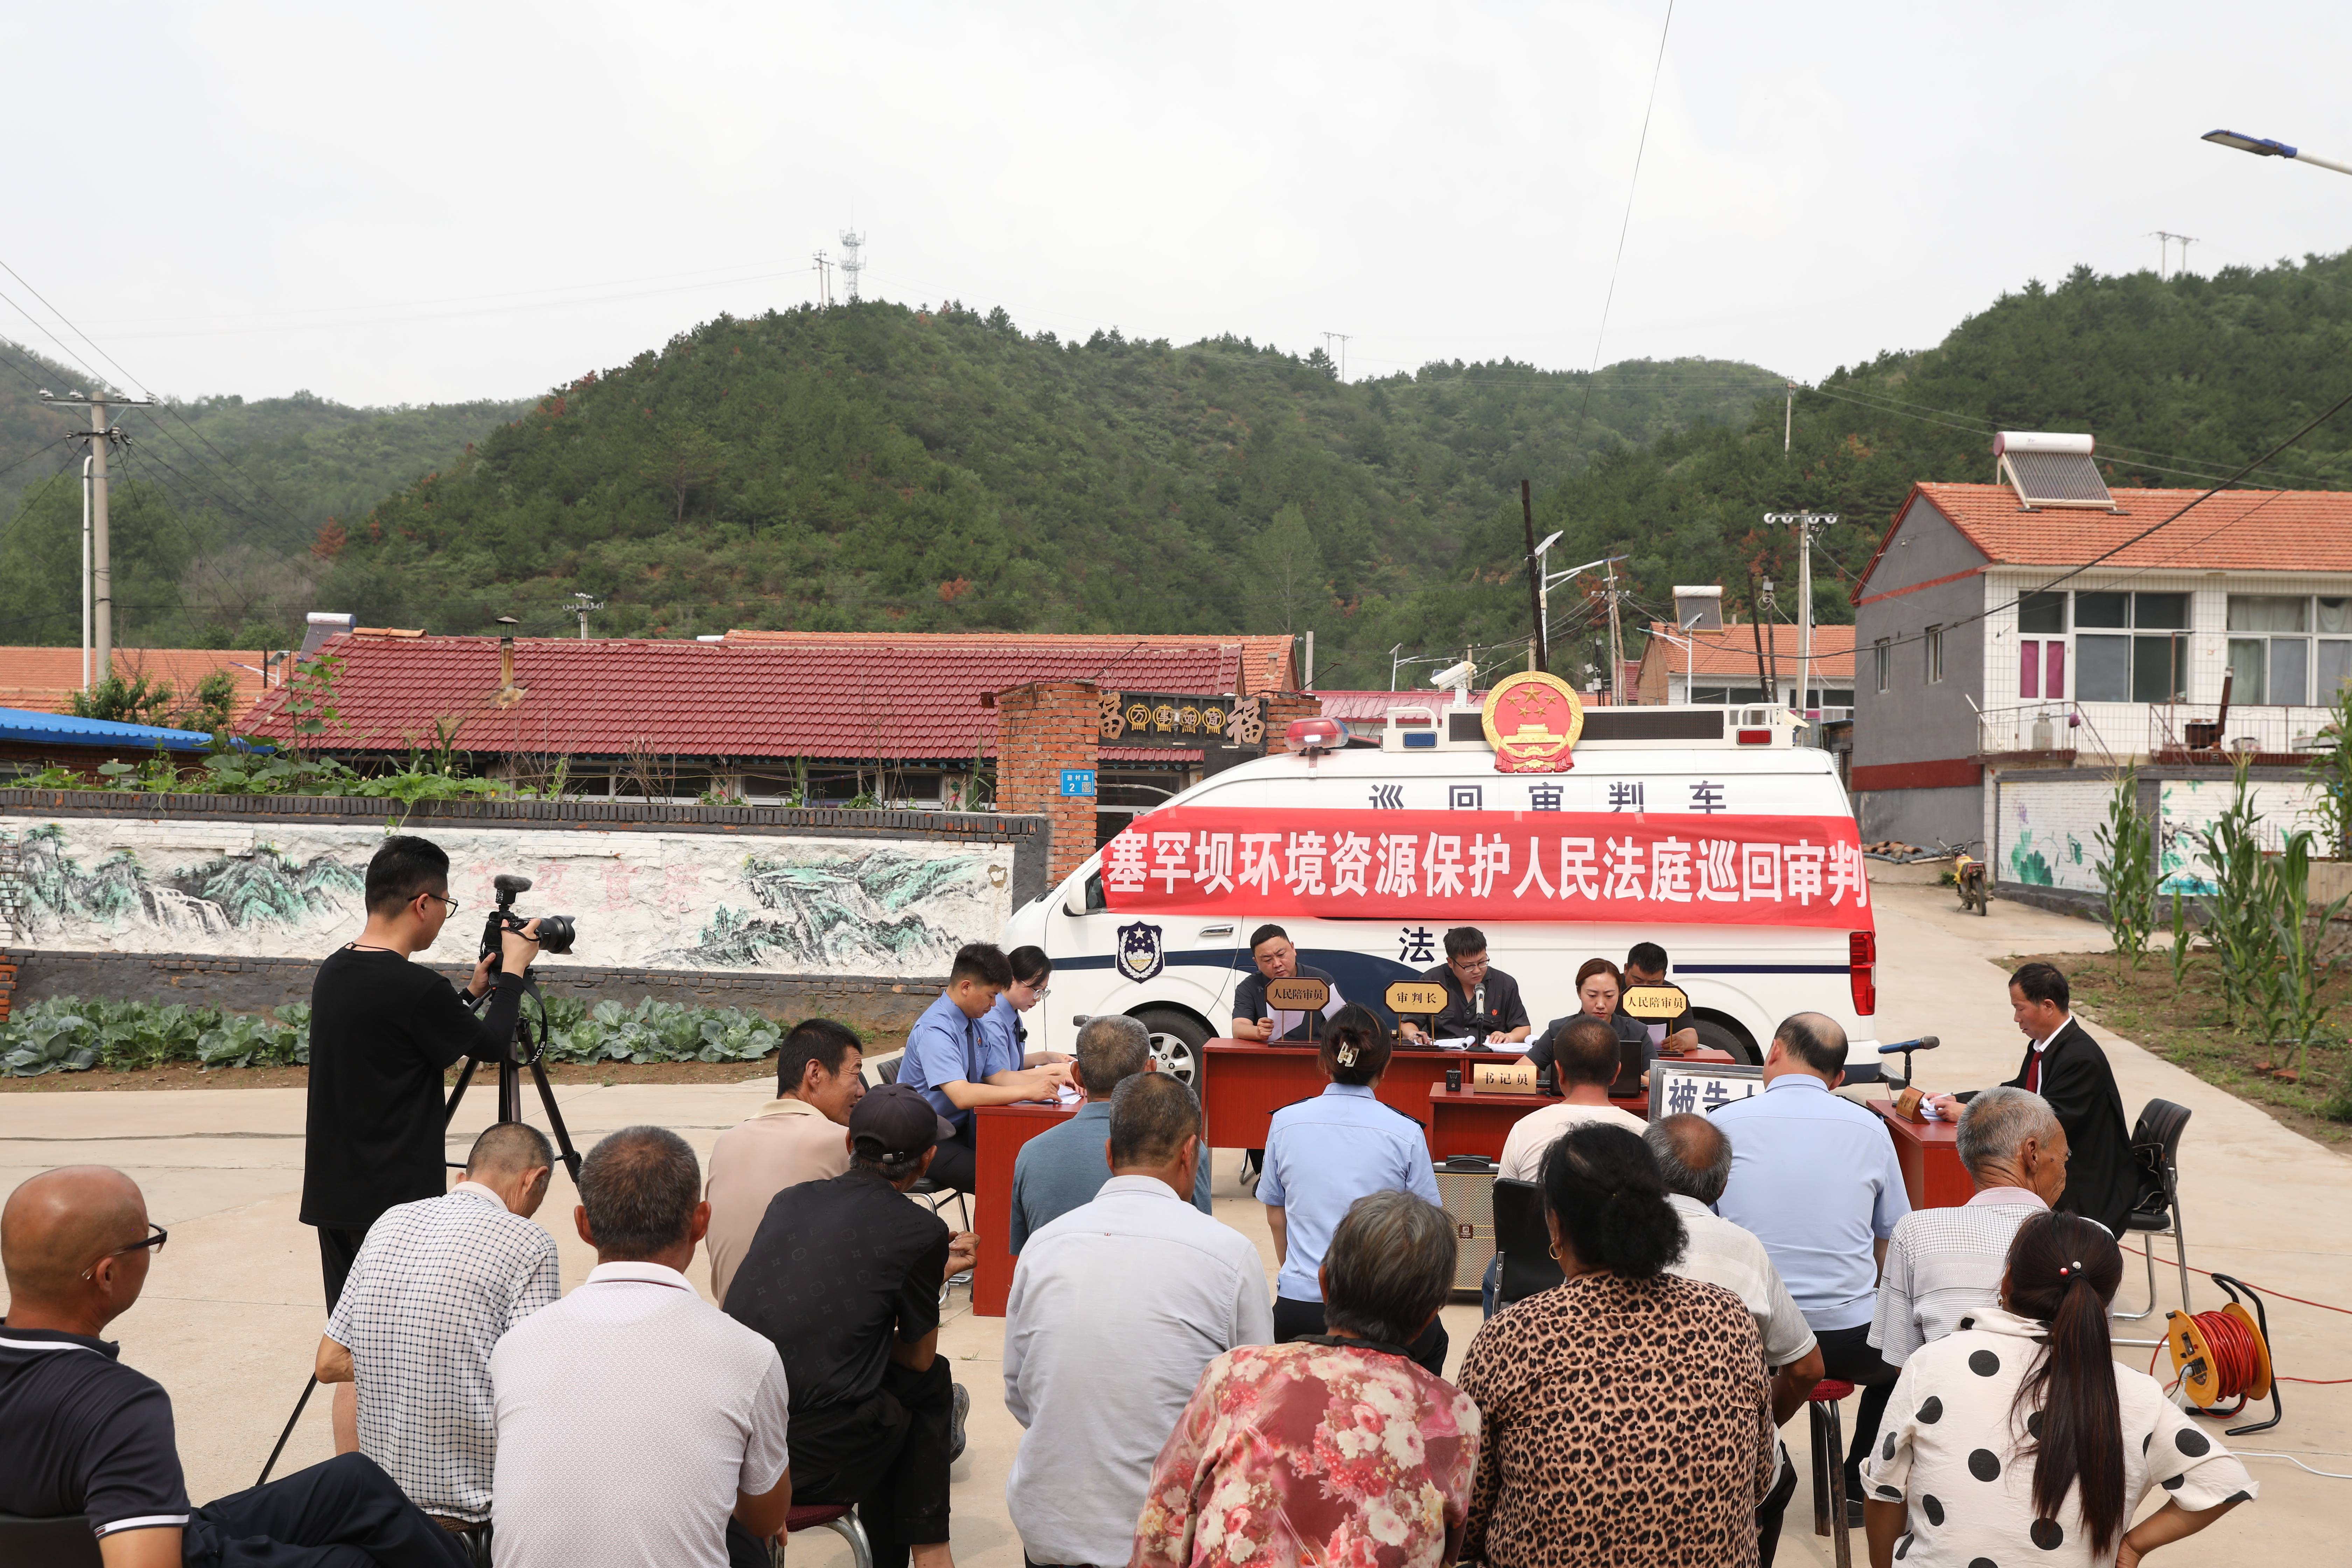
[1099,807,1869,926]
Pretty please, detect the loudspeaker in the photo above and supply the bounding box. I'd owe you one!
[1433,1156,1499,1293]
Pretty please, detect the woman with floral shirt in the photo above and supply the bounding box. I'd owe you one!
[1132,1192,1479,1568]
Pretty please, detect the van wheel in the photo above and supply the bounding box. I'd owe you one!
[1135,1008,1208,1089]
[1693,1015,1759,1065]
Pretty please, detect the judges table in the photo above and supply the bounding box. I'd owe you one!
[1425,1085,1653,1159]
[972,1100,1080,1317]
[1202,1038,1735,1156]
[1867,1098,1973,1211]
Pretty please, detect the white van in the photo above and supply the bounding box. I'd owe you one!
[997,702,1883,1087]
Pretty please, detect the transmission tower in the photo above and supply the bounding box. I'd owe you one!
[839,229,864,303]
[1321,331,1351,382]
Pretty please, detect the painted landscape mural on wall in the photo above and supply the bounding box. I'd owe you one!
[2,819,1013,978]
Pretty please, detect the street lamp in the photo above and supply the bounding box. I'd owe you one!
[1528,534,1626,670]
[2202,128,2352,177]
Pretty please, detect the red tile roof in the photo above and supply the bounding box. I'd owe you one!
[0,648,273,720]
[1856,481,2352,602]
[724,629,1298,696]
[1638,621,1856,682]
[241,632,1294,761]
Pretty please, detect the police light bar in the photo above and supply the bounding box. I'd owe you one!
[1287,716,1345,755]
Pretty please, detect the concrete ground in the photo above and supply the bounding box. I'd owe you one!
[3,877,2346,1566]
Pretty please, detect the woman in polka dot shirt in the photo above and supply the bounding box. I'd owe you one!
[1860,1212,2254,1567]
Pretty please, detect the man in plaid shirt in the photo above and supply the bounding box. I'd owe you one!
[316,1122,562,1535]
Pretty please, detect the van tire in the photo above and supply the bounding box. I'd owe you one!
[1134,1007,1209,1089]
[1692,1014,1759,1065]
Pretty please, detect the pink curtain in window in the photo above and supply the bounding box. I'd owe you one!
[2020,640,2040,698]
[2047,642,2066,700]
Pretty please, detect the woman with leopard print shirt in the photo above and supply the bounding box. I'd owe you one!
[1457,1123,1778,1567]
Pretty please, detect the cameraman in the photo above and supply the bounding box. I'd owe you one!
[301,835,541,1450]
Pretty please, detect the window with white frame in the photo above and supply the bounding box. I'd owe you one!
[1925,625,1944,684]
[2226,594,2352,705]
[2073,590,2188,703]
[2016,590,2067,700]
[1874,637,1890,693]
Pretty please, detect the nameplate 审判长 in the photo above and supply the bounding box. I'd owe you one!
[1386,981,1449,1014]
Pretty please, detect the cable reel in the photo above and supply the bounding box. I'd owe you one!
[2165,1273,2282,1436]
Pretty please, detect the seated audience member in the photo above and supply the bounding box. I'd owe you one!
[1497,1015,1649,1181]
[979,947,1074,1077]
[897,943,1070,1193]
[1,1165,465,1568]
[1524,957,1650,1076]
[1005,1074,1273,1568]
[1458,1125,1778,1568]
[1134,1192,1478,1568]
[1862,1213,2254,1568]
[1260,1003,1448,1376]
[1927,962,2136,1237]
[316,1122,560,1536]
[1229,924,1345,1042]
[1009,1015,1208,1254]
[1397,926,1530,1046]
[1647,1114,1825,1568]
[1715,1011,1910,1520]
[1621,940,1701,1057]
[1871,1085,2068,1370]
[491,1127,790,1568]
[726,1085,975,1568]
[705,1018,866,1304]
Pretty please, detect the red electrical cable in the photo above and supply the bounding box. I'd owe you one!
[2118,1245,2352,1317]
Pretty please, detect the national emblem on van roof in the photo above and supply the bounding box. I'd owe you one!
[1480,672,1583,773]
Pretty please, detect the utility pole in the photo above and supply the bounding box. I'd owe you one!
[812,249,832,307]
[1521,480,1547,673]
[1784,380,1796,456]
[1763,511,1837,714]
[570,592,608,640]
[42,390,153,677]
[1603,559,1626,705]
[1321,331,1351,383]
[81,454,93,687]
[2150,231,2199,281]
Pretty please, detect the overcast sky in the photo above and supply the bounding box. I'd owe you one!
[4,0,2348,409]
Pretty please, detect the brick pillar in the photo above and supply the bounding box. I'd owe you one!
[995,681,1100,887]
[1259,691,1325,754]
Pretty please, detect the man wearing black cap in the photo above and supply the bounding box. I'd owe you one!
[722,1084,975,1568]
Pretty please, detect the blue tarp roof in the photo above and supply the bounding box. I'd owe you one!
[0,706,217,752]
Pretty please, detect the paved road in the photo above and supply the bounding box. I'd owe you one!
[2,878,2343,1567]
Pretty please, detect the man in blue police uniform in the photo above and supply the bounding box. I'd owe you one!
[1396,926,1529,1047]
[897,943,1072,1193]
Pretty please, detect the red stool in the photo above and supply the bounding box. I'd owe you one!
[768,1504,873,1568]
[1806,1378,1855,1568]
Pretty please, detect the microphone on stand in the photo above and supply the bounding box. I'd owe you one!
[1875,1035,1940,1090]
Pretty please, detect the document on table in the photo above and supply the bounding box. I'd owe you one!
[1432,1036,1477,1051]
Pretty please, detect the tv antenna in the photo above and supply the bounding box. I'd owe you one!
[839,229,865,303]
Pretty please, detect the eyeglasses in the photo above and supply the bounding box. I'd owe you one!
[422,892,461,918]
[83,1224,167,1280]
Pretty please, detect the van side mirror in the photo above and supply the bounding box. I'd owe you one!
[1064,872,1106,917]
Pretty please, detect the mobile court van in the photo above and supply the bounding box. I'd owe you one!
[997,674,1882,1088]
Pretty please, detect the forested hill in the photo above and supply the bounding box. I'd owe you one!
[1433,252,2352,684]
[0,340,524,650]
[318,305,1779,685]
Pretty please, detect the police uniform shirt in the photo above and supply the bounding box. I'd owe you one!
[1419,964,1529,1043]
[1232,966,1344,1042]
[977,993,1030,1078]
[899,991,989,1131]
[1258,1084,1443,1302]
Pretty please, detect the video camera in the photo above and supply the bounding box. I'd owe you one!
[478,873,578,976]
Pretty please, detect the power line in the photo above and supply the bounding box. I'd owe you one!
[1571,0,1675,440]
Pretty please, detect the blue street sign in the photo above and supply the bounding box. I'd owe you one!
[1060,768,1097,798]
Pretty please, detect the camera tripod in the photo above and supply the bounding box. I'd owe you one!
[442,970,586,1185]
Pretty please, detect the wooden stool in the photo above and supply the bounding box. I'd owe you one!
[1806,1378,1855,1568]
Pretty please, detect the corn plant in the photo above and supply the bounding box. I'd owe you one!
[2096,768,2160,967]
[2196,760,2280,1025]
[2264,830,2351,1082]
[2168,886,2195,997]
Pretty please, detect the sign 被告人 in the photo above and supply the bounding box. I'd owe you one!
[1060,768,1097,798]
[1100,691,1265,749]
[1648,1060,1764,1121]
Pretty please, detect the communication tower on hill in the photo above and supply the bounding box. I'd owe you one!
[839,229,865,303]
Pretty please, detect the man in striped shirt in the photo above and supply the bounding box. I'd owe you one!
[317,1122,563,1534]
[1869,1085,2072,1366]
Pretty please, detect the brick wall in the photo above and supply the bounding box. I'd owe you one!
[995,681,1098,886]
[1259,691,1325,753]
